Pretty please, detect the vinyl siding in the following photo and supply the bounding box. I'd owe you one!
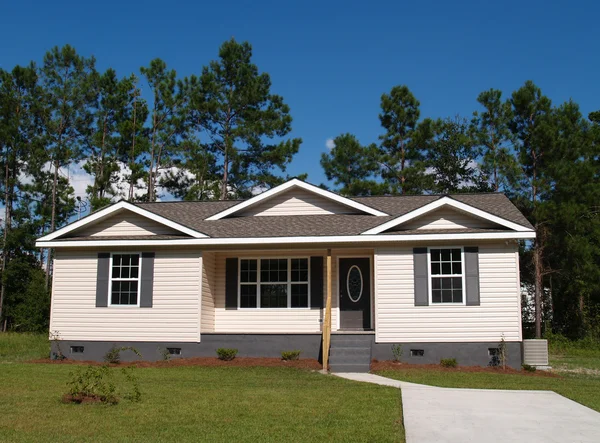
[212,248,373,333]
[201,251,216,332]
[76,211,181,237]
[398,207,496,230]
[239,188,360,216]
[50,249,202,342]
[374,243,521,342]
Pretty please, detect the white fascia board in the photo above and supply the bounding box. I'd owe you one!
[361,197,534,235]
[37,201,208,241]
[205,178,388,220]
[36,230,536,248]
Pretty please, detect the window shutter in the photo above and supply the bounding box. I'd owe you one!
[413,248,429,306]
[310,256,324,308]
[225,258,238,309]
[140,252,155,308]
[464,247,480,306]
[95,253,110,307]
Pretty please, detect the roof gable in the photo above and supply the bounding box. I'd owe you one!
[205,179,388,220]
[393,206,497,231]
[37,201,208,242]
[361,196,534,235]
[72,211,183,238]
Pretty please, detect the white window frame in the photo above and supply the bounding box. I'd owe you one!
[427,246,466,305]
[108,252,142,307]
[238,257,311,309]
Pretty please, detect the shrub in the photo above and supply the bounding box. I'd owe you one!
[158,347,171,362]
[281,350,301,361]
[49,330,66,361]
[391,344,403,362]
[103,346,142,364]
[65,365,118,404]
[522,364,537,372]
[216,348,238,361]
[63,364,142,405]
[440,358,458,368]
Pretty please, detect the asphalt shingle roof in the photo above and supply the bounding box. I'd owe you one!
[59,191,533,241]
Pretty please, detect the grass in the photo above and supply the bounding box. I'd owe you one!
[0,332,49,362]
[548,339,600,372]
[0,334,405,443]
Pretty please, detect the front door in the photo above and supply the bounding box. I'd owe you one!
[339,257,371,329]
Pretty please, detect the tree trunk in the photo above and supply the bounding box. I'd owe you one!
[0,151,11,327]
[220,150,229,201]
[533,240,543,338]
[45,159,59,288]
[129,92,137,201]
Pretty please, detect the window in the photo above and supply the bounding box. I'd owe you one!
[430,248,463,304]
[110,254,140,305]
[239,258,309,308]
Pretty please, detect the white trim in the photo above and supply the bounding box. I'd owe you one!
[108,252,142,308]
[37,200,208,241]
[36,231,536,248]
[346,265,363,302]
[205,179,388,220]
[426,246,466,306]
[361,197,534,235]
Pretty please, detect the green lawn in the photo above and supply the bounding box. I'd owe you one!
[0,332,49,362]
[549,344,600,373]
[0,336,404,442]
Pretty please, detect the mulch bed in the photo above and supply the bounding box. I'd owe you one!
[371,360,557,377]
[29,357,323,370]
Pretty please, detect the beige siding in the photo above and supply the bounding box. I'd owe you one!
[76,211,181,237]
[374,243,521,342]
[212,248,373,333]
[398,207,496,230]
[239,188,359,216]
[50,249,202,342]
[201,252,216,332]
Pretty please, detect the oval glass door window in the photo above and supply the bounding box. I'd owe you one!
[346,265,363,302]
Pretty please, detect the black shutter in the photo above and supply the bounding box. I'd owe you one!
[140,252,155,308]
[225,258,238,309]
[464,247,480,306]
[310,256,324,308]
[413,248,429,306]
[96,253,110,307]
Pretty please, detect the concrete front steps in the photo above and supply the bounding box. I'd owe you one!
[329,334,373,373]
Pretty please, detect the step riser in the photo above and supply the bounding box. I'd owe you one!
[329,347,371,357]
[330,364,371,373]
[330,356,371,365]
[330,339,373,347]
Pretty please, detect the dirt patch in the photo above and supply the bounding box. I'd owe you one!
[29,357,323,370]
[61,393,111,404]
[371,360,558,377]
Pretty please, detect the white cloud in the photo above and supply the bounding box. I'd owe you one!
[325,138,335,151]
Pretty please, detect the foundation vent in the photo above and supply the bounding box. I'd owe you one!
[410,349,424,357]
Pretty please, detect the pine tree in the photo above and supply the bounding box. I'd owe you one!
[140,59,186,201]
[377,85,430,194]
[472,89,519,192]
[190,38,302,199]
[320,133,385,196]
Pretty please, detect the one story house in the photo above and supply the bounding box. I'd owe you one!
[36,179,535,371]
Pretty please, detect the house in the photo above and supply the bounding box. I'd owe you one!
[36,179,535,372]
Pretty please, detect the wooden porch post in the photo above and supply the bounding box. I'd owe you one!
[322,249,332,371]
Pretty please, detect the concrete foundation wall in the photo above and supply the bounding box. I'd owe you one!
[52,334,522,368]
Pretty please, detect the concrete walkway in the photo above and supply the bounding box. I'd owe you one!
[335,373,600,443]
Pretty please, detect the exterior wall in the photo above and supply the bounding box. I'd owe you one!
[50,249,202,342]
[76,211,181,237]
[374,242,521,343]
[201,251,216,332]
[239,188,359,216]
[211,248,374,333]
[398,207,496,230]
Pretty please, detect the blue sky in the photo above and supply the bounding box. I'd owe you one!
[2,0,598,190]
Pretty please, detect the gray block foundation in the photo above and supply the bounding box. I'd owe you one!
[52,333,522,368]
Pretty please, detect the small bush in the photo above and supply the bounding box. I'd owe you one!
[49,330,66,361]
[103,346,142,364]
[522,364,537,372]
[440,358,458,368]
[64,364,142,405]
[158,347,171,361]
[216,348,238,361]
[391,344,403,362]
[281,350,301,361]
